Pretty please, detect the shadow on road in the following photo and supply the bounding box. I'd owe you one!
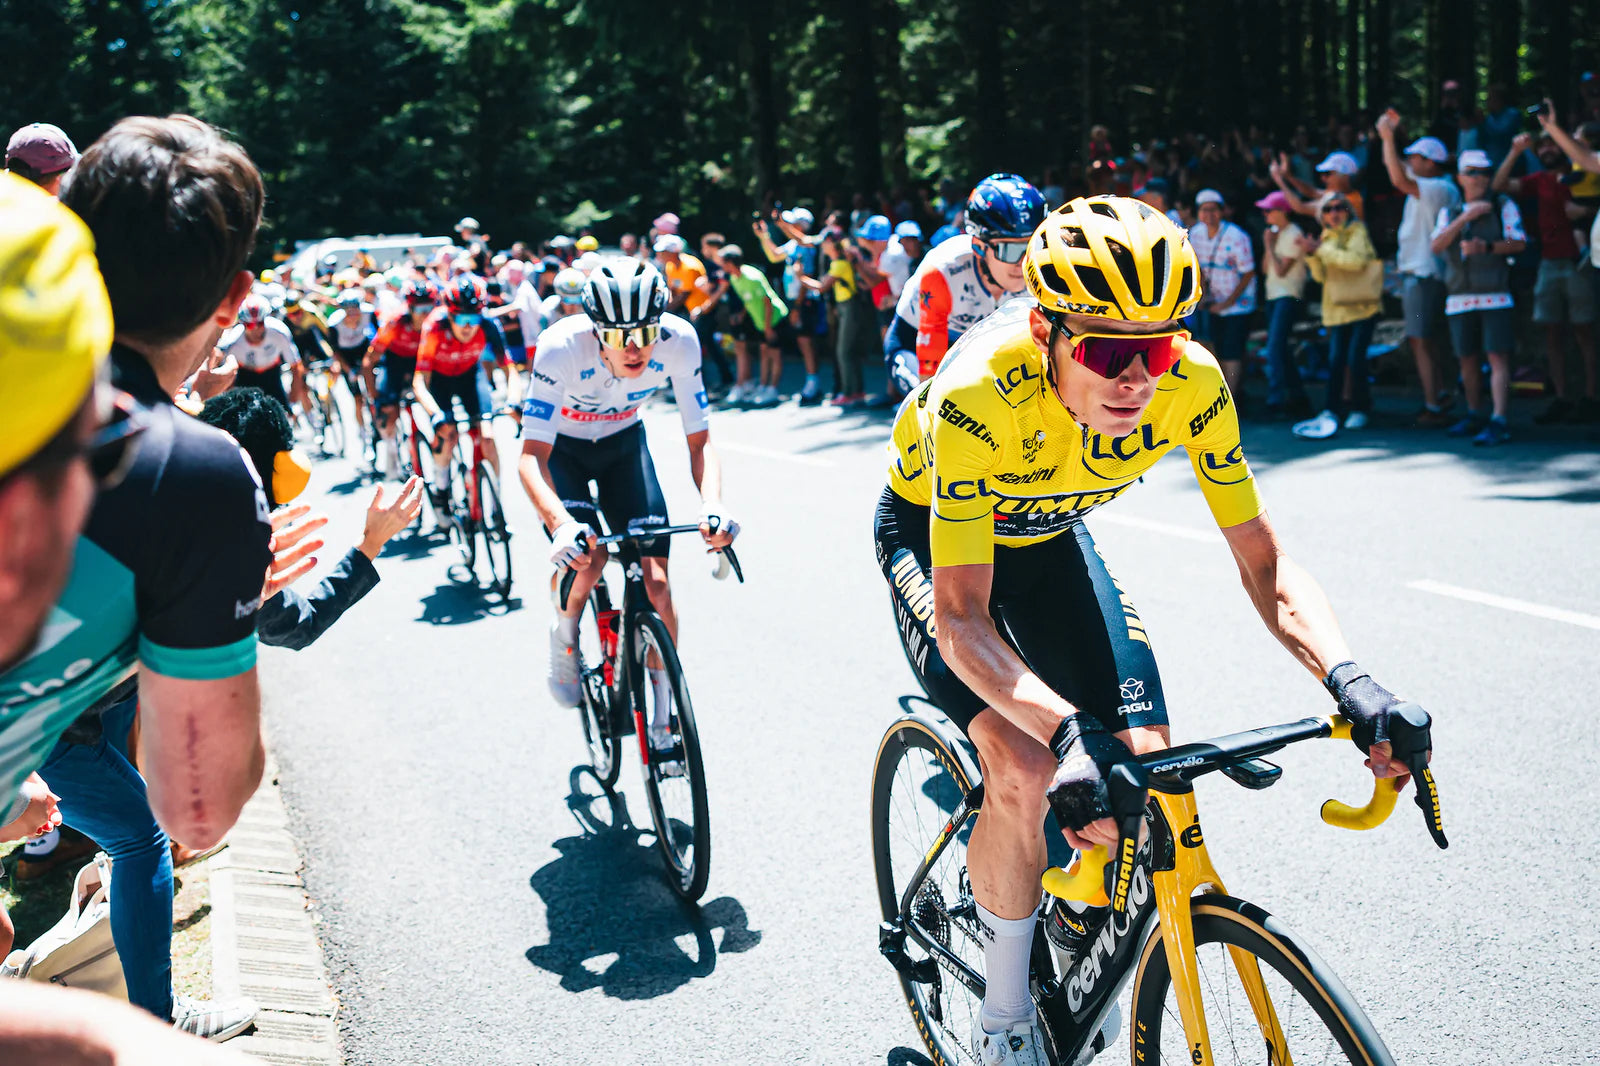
[416,579,522,624]
[320,469,374,496]
[524,770,761,1000]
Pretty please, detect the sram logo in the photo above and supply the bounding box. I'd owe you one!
[1065,862,1151,1012]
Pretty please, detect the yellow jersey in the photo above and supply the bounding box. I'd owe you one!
[886,300,1264,567]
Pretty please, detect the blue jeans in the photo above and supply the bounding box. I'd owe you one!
[1325,315,1377,417]
[1262,297,1306,405]
[41,696,174,1020]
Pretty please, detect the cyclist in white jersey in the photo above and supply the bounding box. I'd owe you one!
[327,289,377,433]
[517,259,738,754]
[219,296,299,410]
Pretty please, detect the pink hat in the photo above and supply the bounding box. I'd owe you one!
[652,212,680,234]
[5,123,78,175]
[1254,190,1292,212]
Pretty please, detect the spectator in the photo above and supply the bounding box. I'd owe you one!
[1254,190,1313,419]
[1136,177,1182,226]
[1271,149,1364,220]
[1088,124,1114,162]
[1431,149,1527,445]
[54,114,275,1034]
[575,235,600,254]
[879,220,923,311]
[651,212,680,239]
[716,243,789,407]
[804,230,875,406]
[1495,126,1599,424]
[1188,189,1256,398]
[1039,167,1065,207]
[852,214,893,326]
[692,232,737,392]
[1475,83,1522,166]
[1432,80,1470,154]
[1375,113,1461,426]
[4,122,78,196]
[1293,194,1382,439]
[1579,71,1600,125]
[618,232,640,257]
[754,207,826,404]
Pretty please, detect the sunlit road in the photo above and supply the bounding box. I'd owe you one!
[259,380,1600,1065]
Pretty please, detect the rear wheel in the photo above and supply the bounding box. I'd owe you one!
[476,462,513,598]
[447,451,476,575]
[870,714,988,1066]
[633,612,710,901]
[1130,896,1396,1066]
[319,381,345,458]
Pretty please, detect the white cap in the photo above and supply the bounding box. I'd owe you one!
[1195,188,1225,206]
[456,216,480,231]
[1402,137,1449,164]
[653,234,687,254]
[1457,149,1494,172]
[780,207,815,228]
[1316,152,1361,176]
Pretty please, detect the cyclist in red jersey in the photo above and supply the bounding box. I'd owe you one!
[365,279,437,477]
[412,277,522,516]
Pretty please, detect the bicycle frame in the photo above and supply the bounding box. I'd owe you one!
[884,713,1436,1066]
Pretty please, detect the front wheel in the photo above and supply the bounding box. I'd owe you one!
[319,385,346,458]
[1130,895,1396,1066]
[631,612,710,901]
[447,452,476,575]
[575,586,622,787]
[475,461,513,599]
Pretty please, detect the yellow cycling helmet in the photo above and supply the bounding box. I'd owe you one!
[1024,195,1201,324]
[575,235,600,253]
[0,171,113,478]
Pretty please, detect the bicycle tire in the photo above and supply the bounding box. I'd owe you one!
[320,390,346,457]
[870,714,988,1066]
[1130,895,1396,1066]
[632,611,711,901]
[447,455,476,575]
[576,586,622,787]
[475,462,513,598]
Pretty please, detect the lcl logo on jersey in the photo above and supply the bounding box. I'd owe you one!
[993,362,1041,408]
[1079,424,1171,481]
[1197,443,1250,486]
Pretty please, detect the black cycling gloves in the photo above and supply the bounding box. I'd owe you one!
[1322,660,1402,754]
[1044,715,1134,834]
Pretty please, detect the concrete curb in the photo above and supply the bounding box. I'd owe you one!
[208,756,340,1065]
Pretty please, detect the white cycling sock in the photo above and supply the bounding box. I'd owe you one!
[553,613,579,645]
[648,667,672,731]
[976,901,1040,1034]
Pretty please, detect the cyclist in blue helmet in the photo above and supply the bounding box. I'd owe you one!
[884,173,1047,392]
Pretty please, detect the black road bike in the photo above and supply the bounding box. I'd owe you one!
[558,522,742,901]
[871,697,1445,1066]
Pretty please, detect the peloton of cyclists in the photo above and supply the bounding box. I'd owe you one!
[365,279,439,477]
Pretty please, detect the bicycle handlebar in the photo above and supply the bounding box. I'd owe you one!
[1044,710,1447,914]
[557,524,744,610]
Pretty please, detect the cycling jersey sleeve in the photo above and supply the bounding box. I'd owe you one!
[481,319,508,364]
[415,325,440,374]
[519,347,567,445]
[915,271,953,380]
[927,386,1001,568]
[136,426,274,679]
[1179,355,1265,529]
[371,318,398,357]
[665,332,710,437]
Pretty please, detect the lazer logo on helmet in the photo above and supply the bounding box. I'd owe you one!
[1189,387,1230,437]
[937,399,997,450]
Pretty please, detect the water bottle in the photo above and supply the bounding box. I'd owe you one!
[1043,895,1108,963]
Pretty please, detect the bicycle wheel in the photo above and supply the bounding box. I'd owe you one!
[1130,895,1396,1066]
[631,611,711,901]
[871,713,988,1066]
[575,586,622,787]
[447,454,476,574]
[320,388,346,457]
[475,462,513,598]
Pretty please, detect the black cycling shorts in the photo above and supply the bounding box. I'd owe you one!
[873,486,1169,737]
[374,353,417,409]
[426,368,490,426]
[543,422,671,558]
[235,366,289,410]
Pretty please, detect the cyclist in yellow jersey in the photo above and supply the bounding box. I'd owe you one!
[875,195,1429,1065]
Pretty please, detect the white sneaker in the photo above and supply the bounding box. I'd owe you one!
[375,441,392,476]
[171,993,259,1042]
[1291,409,1340,440]
[755,384,781,407]
[974,1018,1049,1066]
[1342,410,1368,430]
[547,624,581,707]
[724,382,752,405]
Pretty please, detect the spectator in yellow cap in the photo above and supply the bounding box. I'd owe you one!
[575,234,600,253]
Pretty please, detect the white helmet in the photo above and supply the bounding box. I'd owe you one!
[581,257,668,328]
[553,267,587,300]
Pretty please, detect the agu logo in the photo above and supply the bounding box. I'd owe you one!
[1117,677,1153,717]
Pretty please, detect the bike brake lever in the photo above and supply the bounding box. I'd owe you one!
[1388,703,1447,850]
[722,545,744,584]
[1103,762,1149,915]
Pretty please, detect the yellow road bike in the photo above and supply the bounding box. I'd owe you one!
[871,699,1445,1065]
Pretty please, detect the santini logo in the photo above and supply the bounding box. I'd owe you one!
[937,399,997,450]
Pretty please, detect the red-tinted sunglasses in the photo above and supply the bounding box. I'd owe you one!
[1049,315,1188,379]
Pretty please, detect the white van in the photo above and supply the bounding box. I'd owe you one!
[284,234,454,286]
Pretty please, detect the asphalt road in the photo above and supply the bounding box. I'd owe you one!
[259,381,1600,1065]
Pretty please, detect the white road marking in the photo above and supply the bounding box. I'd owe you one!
[1407,579,1600,631]
[716,441,835,468]
[1090,512,1225,543]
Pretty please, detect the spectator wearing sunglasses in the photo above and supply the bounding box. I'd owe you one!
[1188,189,1257,400]
[1292,194,1382,440]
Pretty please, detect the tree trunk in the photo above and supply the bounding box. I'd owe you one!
[1344,0,1361,115]
[1536,0,1572,114]
[1284,0,1305,137]
[1487,0,1519,92]
[841,0,884,193]
[1367,0,1390,113]
[878,0,908,190]
[744,4,780,198]
[1309,0,1329,121]
[965,0,1007,166]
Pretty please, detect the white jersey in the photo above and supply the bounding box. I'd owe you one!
[520,311,709,444]
[327,305,375,348]
[530,294,583,348]
[219,318,299,371]
[891,234,1003,347]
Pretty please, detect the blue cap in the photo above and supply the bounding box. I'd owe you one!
[893,220,923,239]
[855,215,892,242]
